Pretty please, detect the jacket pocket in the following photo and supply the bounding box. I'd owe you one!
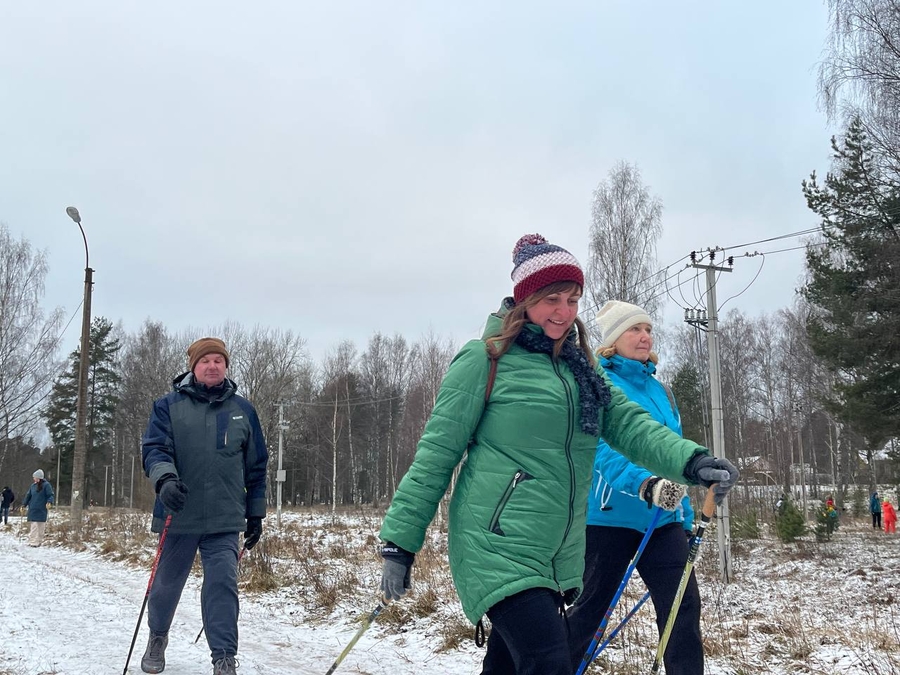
[488,470,533,536]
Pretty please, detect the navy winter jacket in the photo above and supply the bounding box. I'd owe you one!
[142,373,268,534]
[586,354,694,532]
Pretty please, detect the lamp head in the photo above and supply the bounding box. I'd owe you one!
[66,206,81,224]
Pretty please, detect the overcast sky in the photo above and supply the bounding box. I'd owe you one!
[1,2,834,365]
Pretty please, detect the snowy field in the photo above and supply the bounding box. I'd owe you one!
[0,507,898,675]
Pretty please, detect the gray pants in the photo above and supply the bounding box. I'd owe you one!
[148,531,240,662]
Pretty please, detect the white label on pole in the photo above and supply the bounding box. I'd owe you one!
[276,470,286,482]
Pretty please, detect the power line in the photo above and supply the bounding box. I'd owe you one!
[291,393,407,408]
[718,227,822,252]
[718,256,765,312]
[579,225,825,319]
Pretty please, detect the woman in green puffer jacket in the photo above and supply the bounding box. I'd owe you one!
[378,234,739,675]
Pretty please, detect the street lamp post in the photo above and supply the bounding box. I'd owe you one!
[66,206,93,534]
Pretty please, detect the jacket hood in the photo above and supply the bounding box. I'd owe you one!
[482,297,514,339]
[172,371,237,403]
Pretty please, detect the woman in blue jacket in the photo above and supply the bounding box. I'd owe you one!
[22,469,54,547]
[567,301,704,674]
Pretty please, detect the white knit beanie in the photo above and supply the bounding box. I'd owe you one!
[596,300,652,348]
[33,469,44,480]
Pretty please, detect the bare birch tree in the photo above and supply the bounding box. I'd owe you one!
[820,0,900,178]
[0,224,64,475]
[586,161,664,341]
[322,340,357,511]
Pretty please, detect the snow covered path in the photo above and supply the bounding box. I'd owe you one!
[0,521,482,675]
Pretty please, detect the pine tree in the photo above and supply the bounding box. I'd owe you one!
[670,364,708,446]
[801,118,900,452]
[43,317,121,505]
[814,504,839,542]
[775,499,807,543]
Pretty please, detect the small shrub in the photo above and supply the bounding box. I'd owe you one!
[850,486,867,518]
[437,616,474,652]
[731,511,761,540]
[813,505,839,542]
[409,586,440,618]
[775,500,806,543]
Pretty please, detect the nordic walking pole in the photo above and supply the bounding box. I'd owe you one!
[324,599,389,675]
[576,507,663,675]
[194,545,248,644]
[591,590,652,660]
[650,487,717,674]
[123,514,172,675]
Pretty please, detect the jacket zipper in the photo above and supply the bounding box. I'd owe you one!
[553,360,577,590]
[488,470,533,535]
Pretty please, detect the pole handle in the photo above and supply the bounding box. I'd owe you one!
[700,484,717,520]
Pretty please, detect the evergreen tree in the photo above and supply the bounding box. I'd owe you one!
[814,503,839,542]
[43,317,121,505]
[670,364,708,446]
[801,118,900,452]
[775,499,807,543]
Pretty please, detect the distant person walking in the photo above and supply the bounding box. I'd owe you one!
[1,485,14,525]
[883,501,896,534]
[870,491,882,530]
[21,470,54,546]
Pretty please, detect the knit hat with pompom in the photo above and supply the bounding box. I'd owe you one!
[511,234,584,303]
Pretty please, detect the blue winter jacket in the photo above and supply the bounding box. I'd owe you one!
[142,373,268,534]
[586,354,694,532]
[22,480,54,523]
[871,493,882,514]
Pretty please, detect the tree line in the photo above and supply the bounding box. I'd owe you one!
[1,0,898,518]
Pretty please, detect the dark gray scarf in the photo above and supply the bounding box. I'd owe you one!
[515,328,612,436]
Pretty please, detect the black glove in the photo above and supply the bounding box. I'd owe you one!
[683,454,739,505]
[157,475,189,513]
[381,541,414,601]
[244,516,263,550]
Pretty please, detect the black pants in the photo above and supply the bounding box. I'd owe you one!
[481,588,572,675]
[567,523,703,675]
[873,512,882,528]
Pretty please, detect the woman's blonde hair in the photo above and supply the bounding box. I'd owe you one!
[596,344,659,365]
[486,282,595,366]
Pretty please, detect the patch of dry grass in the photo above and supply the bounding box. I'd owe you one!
[25,502,900,673]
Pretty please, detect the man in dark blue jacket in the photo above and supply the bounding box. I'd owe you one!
[1,486,14,525]
[141,337,268,675]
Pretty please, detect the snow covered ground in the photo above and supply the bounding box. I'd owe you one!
[1,508,899,675]
[0,512,483,675]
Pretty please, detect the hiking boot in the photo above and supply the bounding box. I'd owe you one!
[141,632,168,673]
[212,656,237,675]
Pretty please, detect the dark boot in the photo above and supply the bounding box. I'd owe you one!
[212,656,237,674]
[141,632,168,673]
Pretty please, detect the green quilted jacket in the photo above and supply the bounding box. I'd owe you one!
[380,308,707,624]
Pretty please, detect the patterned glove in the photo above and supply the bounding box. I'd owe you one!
[641,477,686,511]
[381,542,414,601]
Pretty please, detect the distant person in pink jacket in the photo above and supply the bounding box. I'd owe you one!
[883,501,896,534]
